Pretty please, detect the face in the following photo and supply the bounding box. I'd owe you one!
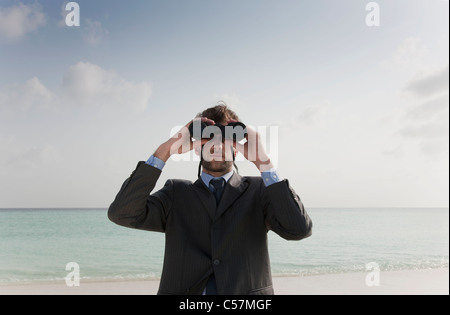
[201,139,236,174]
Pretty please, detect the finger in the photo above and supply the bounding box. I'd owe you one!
[243,125,256,140]
[201,117,215,125]
[174,126,190,139]
[185,118,196,128]
[185,117,210,127]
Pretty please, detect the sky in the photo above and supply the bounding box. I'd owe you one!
[0,0,448,208]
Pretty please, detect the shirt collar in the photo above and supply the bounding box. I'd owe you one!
[201,170,234,188]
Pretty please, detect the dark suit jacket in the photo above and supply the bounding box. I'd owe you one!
[108,162,312,295]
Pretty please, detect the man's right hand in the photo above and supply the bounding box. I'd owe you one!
[153,117,214,162]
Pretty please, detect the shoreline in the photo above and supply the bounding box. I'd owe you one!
[1,268,448,295]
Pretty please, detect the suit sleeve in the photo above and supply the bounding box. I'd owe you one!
[262,180,312,241]
[108,161,173,232]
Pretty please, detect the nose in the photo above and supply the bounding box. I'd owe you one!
[209,140,223,154]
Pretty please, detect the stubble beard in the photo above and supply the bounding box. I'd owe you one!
[202,159,233,174]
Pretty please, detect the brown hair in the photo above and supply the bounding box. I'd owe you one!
[198,101,239,124]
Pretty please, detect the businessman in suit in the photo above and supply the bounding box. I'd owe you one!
[108,104,312,295]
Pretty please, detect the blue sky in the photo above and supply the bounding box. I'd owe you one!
[0,0,448,208]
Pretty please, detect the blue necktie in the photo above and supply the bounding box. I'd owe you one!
[205,178,226,295]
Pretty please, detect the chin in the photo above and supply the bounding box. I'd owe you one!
[203,161,233,173]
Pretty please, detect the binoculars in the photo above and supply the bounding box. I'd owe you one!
[189,120,247,142]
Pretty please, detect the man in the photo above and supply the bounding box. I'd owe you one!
[108,104,312,295]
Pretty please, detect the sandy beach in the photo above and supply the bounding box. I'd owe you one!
[1,268,447,295]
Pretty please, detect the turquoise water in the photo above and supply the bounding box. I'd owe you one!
[0,208,448,284]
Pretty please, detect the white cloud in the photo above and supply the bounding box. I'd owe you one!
[0,77,54,111]
[62,62,152,112]
[393,37,430,72]
[381,37,449,159]
[83,19,109,45]
[298,103,329,125]
[0,135,60,169]
[399,116,448,140]
[0,62,152,113]
[405,66,449,97]
[396,66,449,158]
[406,93,449,121]
[419,139,449,157]
[0,3,46,40]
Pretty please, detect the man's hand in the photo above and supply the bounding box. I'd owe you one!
[233,123,274,172]
[154,117,214,162]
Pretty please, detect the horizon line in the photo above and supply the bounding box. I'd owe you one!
[0,207,449,210]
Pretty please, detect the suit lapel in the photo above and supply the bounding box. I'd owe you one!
[215,173,248,220]
[192,173,249,222]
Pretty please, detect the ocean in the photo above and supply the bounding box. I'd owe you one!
[0,208,448,284]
